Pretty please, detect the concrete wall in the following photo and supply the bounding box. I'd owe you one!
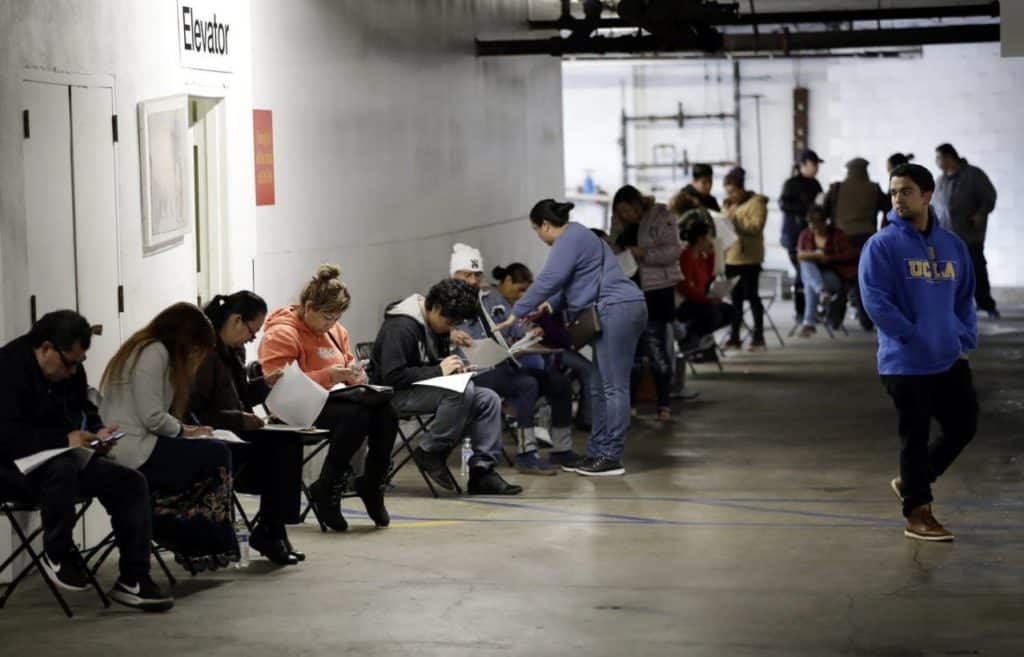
[249,1,563,344]
[563,45,1024,287]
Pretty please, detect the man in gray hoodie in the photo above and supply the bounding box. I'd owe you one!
[369,279,522,495]
[934,143,999,318]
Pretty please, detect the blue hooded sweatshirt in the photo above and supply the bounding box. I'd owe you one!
[859,207,977,376]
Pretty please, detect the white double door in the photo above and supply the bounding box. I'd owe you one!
[22,80,122,377]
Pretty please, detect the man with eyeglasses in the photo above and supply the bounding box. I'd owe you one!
[0,310,173,611]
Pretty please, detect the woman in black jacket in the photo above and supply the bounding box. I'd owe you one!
[189,291,304,566]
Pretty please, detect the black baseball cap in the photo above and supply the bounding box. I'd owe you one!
[799,149,824,164]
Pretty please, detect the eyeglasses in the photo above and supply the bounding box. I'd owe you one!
[244,321,261,342]
[56,349,86,371]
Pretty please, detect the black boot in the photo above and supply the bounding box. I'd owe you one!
[308,461,350,532]
[249,524,299,566]
[354,477,390,528]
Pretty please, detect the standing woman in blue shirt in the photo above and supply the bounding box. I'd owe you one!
[496,200,645,476]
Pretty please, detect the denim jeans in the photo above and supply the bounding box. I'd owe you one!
[799,261,842,326]
[393,382,501,469]
[588,300,647,461]
[560,349,593,425]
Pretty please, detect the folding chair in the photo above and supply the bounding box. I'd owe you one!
[383,410,462,497]
[721,271,786,348]
[0,498,110,618]
[81,530,177,585]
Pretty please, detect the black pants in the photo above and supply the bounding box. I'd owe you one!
[139,436,233,493]
[882,359,979,517]
[788,249,805,320]
[475,361,574,428]
[726,264,764,342]
[27,453,151,580]
[229,432,303,526]
[631,286,676,409]
[967,242,997,313]
[314,399,398,486]
[677,301,738,338]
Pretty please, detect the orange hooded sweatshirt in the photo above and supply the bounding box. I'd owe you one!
[257,306,358,390]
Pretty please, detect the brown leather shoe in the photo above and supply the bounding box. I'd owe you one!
[904,505,954,542]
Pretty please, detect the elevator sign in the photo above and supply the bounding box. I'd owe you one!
[178,0,233,72]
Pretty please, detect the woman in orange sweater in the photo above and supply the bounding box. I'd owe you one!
[259,265,398,532]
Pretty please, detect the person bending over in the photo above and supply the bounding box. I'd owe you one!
[796,207,856,338]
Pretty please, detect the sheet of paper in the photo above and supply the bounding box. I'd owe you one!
[617,249,638,278]
[15,446,92,475]
[413,372,474,394]
[508,333,543,355]
[212,429,245,444]
[462,338,512,370]
[264,361,328,428]
[709,276,738,299]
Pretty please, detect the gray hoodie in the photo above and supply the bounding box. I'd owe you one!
[369,294,449,390]
[933,159,997,244]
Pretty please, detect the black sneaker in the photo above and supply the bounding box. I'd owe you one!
[467,467,523,495]
[575,456,625,477]
[110,574,174,612]
[412,446,457,491]
[40,553,90,592]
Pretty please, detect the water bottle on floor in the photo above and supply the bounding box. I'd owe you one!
[460,437,473,483]
[235,523,250,568]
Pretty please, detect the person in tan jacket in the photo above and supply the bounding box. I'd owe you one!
[722,167,769,351]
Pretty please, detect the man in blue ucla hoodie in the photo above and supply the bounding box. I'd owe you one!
[860,163,979,542]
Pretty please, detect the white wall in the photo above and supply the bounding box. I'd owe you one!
[249,1,564,344]
[563,46,1024,288]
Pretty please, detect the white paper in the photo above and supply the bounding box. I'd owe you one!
[616,249,638,278]
[508,333,543,355]
[413,372,473,394]
[15,446,93,475]
[264,361,328,428]
[462,338,512,370]
[709,276,738,300]
[259,424,329,434]
[212,429,245,444]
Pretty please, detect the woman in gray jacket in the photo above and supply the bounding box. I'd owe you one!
[612,185,683,421]
[100,303,236,570]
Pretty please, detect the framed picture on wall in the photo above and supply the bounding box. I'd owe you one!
[138,95,193,254]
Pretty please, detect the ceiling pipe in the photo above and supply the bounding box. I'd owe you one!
[476,24,1000,57]
[527,1,1000,31]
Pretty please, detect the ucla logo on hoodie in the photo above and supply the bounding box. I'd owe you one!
[905,258,957,282]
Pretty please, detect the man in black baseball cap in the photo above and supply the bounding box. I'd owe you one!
[779,149,825,320]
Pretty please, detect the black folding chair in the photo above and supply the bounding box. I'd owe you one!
[81,530,177,585]
[0,497,110,618]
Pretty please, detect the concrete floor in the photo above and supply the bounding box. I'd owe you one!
[2,304,1022,656]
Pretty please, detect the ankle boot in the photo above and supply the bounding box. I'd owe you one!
[308,460,349,532]
[354,476,390,528]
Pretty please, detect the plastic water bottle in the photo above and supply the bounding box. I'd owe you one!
[234,524,250,568]
[460,437,473,482]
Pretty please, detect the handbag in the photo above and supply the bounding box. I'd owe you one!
[567,242,607,350]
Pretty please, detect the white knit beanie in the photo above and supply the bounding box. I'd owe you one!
[449,243,484,276]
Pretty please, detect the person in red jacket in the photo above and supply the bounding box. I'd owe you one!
[796,206,857,337]
[676,216,737,339]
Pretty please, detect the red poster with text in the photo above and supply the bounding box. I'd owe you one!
[253,109,275,206]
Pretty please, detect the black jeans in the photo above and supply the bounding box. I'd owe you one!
[677,301,738,338]
[726,264,764,342]
[882,359,979,517]
[229,432,303,526]
[966,242,997,313]
[314,399,398,486]
[631,286,675,409]
[27,453,151,580]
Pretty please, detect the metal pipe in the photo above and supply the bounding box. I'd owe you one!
[477,24,999,57]
[733,59,741,169]
[527,2,1000,30]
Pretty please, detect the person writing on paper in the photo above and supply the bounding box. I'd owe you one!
[369,278,522,495]
[99,303,237,570]
[452,252,578,475]
[190,291,304,565]
[611,185,683,421]
[796,206,857,337]
[258,265,397,531]
[495,200,645,477]
[676,216,738,341]
[0,311,172,611]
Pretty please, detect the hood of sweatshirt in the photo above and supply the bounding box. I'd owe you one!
[264,305,314,337]
[385,294,427,326]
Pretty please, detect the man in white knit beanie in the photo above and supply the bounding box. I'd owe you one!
[449,243,484,287]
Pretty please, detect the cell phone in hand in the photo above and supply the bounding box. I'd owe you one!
[90,431,126,448]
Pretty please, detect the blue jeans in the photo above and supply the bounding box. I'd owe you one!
[800,261,841,326]
[589,300,647,461]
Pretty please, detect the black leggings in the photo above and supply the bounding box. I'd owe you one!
[726,264,764,342]
[314,399,399,486]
